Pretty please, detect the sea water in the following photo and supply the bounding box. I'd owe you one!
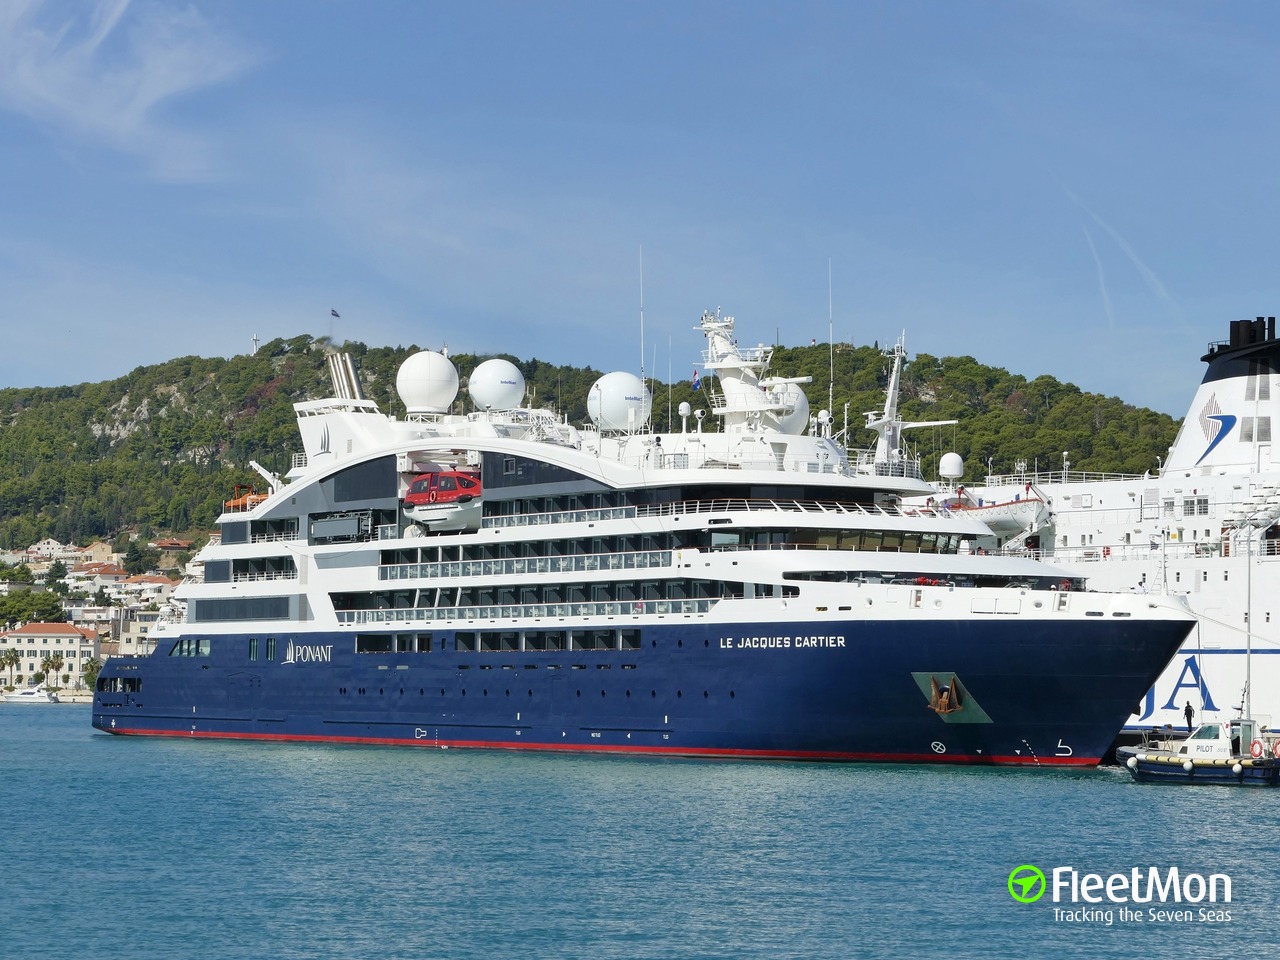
[2,706,1274,960]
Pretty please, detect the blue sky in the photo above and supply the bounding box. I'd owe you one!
[2,0,1278,417]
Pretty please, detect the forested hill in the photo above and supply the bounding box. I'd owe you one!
[0,333,1179,550]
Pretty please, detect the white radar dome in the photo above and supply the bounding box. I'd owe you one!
[396,350,459,414]
[939,452,965,479]
[775,383,810,435]
[469,358,525,410]
[587,371,652,432]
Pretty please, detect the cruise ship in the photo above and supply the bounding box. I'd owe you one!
[963,316,1280,740]
[92,310,1194,765]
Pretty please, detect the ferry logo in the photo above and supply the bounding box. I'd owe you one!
[1008,865,1047,903]
[1195,394,1236,465]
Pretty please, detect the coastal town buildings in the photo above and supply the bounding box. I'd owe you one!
[1,537,187,692]
[0,622,99,691]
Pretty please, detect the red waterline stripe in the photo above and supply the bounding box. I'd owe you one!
[103,727,1100,766]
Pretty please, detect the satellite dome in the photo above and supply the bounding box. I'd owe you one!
[939,452,965,479]
[469,358,525,410]
[587,372,652,432]
[396,350,459,414]
[774,383,810,435]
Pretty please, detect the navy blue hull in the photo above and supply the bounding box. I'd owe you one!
[92,617,1189,766]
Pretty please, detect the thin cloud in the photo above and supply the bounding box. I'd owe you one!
[0,0,258,180]
[1058,181,1182,322]
[1082,206,1180,316]
[1080,223,1115,331]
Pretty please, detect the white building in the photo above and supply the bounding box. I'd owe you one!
[0,622,99,691]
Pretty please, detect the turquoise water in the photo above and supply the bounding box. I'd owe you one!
[3,706,1274,959]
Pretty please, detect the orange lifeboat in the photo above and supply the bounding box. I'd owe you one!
[225,484,269,511]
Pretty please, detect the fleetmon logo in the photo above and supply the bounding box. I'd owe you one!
[1008,865,1047,903]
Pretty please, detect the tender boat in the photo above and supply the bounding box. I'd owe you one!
[402,469,483,530]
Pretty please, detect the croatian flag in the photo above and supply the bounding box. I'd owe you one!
[692,368,701,390]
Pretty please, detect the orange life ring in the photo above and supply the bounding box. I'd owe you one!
[1251,739,1264,759]
[429,490,437,503]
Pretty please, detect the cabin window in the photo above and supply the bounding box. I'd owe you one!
[266,638,277,660]
[356,634,394,654]
[249,637,259,660]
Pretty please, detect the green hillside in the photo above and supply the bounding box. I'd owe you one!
[0,334,1179,551]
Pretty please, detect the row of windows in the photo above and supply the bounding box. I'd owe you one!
[356,633,430,654]
[0,638,93,647]
[15,661,88,672]
[382,533,684,566]
[169,637,211,657]
[380,526,965,568]
[247,637,278,660]
[337,578,766,613]
[456,629,644,652]
[336,598,716,626]
[2,648,88,658]
[380,550,672,583]
[97,676,142,693]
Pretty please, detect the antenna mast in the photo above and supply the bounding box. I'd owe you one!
[639,246,646,383]
[828,259,835,417]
